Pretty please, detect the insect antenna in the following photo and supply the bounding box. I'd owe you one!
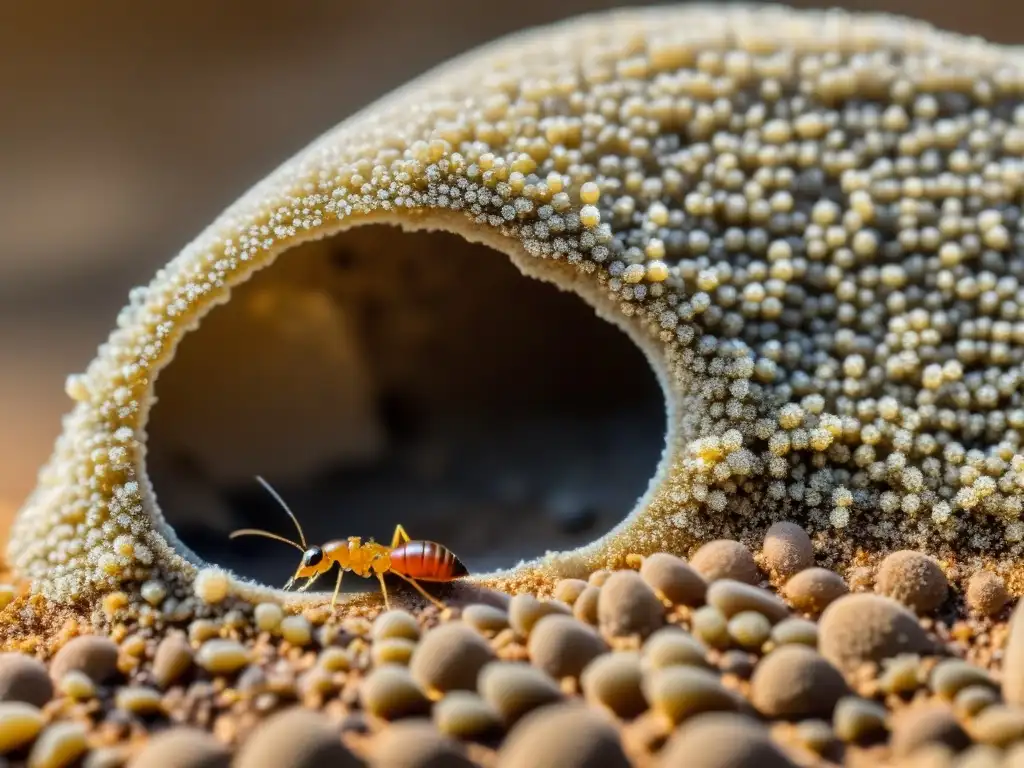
[227,475,309,551]
[228,528,304,551]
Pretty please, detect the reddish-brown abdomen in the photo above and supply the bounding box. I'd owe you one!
[390,540,468,582]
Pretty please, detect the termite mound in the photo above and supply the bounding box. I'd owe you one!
[10,4,1024,618]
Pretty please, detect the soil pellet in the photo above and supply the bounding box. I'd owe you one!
[508,595,571,638]
[372,610,421,642]
[497,702,630,768]
[433,691,504,741]
[27,721,88,768]
[234,706,364,768]
[360,666,431,720]
[0,653,53,707]
[125,726,230,768]
[50,636,120,685]
[152,634,193,689]
[195,640,250,675]
[598,571,665,639]
[706,580,789,623]
[639,553,707,606]
[0,701,44,754]
[581,651,647,719]
[528,614,607,679]
[477,661,563,726]
[410,622,495,695]
[690,540,760,585]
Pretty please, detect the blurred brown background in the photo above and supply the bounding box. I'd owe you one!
[1,0,1021,563]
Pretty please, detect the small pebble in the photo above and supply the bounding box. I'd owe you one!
[818,593,932,674]
[234,706,363,768]
[0,653,52,707]
[580,651,647,719]
[552,579,589,606]
[750,645,848,719]
[875,551,949,615]
[795,719,836,754]
[955,686,1000,719]
[770,618,818,647]
[691,606,730,648]
[27,721,88,768]
[657,712,797,768]
[115,687,164,716]
[639,553,707,606]
[727,611,772,650]
[188,620,221,644]
[411,622,496,696]
[890,704,971,757]
[372,610,420,642]
[707,580,788,623]
[573,586,600,626]
[126,726,230,768]
[598,571,664,639]
[969,705,1024,748]
[477,661,563,725]
[279,616,312,647]
[588,570,612,587]
[643,666,740,724]
[195,639,250,675]
[1004,598,1024,705]
[374,721,475,768]
[642,628,711,670]
[497,703,630,768]
[193,568,230,604]
[690,540,760,585]
[253,603,284,633]
[372,638,417,667]
[508,595,571,637]
[761,522,814,581]
[152,634,193,688]
[930,659,996,701]
[140,580,167,607]
[462,604,510,636]
[50,636,120,684]
[318,648,351,673]
[434,691,504,741]
[966,571,1008,617]
[58,671,95,701]
[880,654,924,696]
[783,568,848,614]
[0,701,44,754]
[833,696,888,743]
[718,650,755,680]
[528,614,607,679]
[957,744,1003,768]
[360,665,431,720]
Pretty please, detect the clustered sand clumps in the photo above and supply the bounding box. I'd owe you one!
[0,525,1020,767]
[8,4,1024,610]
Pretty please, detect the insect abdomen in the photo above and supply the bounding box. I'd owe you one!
[390,541,468,581]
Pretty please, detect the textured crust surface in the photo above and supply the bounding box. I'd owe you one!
[9,4,1024,608]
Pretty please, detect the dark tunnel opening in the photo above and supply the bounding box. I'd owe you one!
[145,225,667,592]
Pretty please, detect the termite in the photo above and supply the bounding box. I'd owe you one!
[229,476,469,609]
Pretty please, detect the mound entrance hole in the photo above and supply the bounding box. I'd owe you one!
[145,224,666,592]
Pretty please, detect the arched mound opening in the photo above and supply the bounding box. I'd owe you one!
[145,224,666,593]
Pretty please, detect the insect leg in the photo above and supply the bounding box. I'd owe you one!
[298,571,324,592]
[330,567,344,609]
[392,572,445,609]
[390,524,412,548]
[376,573,391,610]
[284,563,304,591]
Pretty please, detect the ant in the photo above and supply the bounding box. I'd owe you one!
[229,476,469,610]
